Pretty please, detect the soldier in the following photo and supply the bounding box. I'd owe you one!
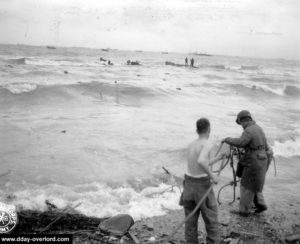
[180,118,226,244]
[222,110,273,216]
[190,58,194,67]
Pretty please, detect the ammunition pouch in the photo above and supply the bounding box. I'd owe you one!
[236,162,244,178]
[236,153,251,178]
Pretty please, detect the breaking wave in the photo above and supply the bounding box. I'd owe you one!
[1,181,181,220]
[273,138,300,157]
[0,56,109,67]
[0,81,161,106]
[3,83,38,94]
[6,57,26,65]
[230,83,300,97]
[240,65,260,70]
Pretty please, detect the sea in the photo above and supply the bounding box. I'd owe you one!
[0,44,299,220]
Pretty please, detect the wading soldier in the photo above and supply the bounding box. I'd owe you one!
[222,110,273,216]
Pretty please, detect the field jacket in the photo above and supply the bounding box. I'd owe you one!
[225,121,269,192]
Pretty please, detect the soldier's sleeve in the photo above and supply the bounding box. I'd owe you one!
[225,129,252,148]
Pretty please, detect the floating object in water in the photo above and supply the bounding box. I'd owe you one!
[64,70,68,74]
[101,48,110,52]
[46,46,56,49]
[61,130,66,133]
[127,60,141,65]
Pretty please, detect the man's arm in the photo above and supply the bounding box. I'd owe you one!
[223,129,252,148]
[197,144,223,184]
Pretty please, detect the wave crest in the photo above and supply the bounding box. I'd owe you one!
[3,83,37,94]
[2,181,181,220]
[273,138,300,157]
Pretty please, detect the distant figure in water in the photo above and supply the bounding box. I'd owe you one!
[108,60,113,65]
[100,57,106,62]
[185,57,188,66]
[190,58,194,67]
[114,81,119,104]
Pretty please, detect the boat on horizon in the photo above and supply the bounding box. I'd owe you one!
[190,52,212,56]
[46,46,56,49]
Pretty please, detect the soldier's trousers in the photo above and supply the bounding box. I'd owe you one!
[240,185,267,213]
[179,175,219,244]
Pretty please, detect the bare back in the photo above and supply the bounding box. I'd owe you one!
[186,138,213,178]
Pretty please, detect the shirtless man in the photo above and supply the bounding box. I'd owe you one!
[180,118,226,244]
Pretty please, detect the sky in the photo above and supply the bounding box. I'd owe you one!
[0,0,299,59]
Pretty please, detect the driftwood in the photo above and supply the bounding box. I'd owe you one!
[38,202,82,233]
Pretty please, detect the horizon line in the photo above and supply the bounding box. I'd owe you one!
[0,42,299,62]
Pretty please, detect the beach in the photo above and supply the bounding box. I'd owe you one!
[0,44,299,242]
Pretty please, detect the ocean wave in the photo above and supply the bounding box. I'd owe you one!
[250,77,299,85]
[200,64,226,70]
[257,84,300,97]
[0,81,161,107]
[0,56,110,67]
[273,138,300,157]
[240,65,260,70]
[2,181,181,220]
[3,83,37,94]
[203,74,227,80]
[229,83,300,97]
[6,57,26,65]
[25,57,93,66]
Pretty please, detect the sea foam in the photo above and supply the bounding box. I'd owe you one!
[273,138,300,157]
[3,182,181,221]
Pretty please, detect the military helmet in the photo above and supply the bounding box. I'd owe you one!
[236,110,252,124]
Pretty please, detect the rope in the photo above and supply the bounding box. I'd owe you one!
[273,157,277,176]
[217,145,240,205]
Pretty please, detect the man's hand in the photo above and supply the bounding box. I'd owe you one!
[211,175,219,184]
[222,137,231,144]
[217,152,229,160]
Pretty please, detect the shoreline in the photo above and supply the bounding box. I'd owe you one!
[10,195,299,243]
